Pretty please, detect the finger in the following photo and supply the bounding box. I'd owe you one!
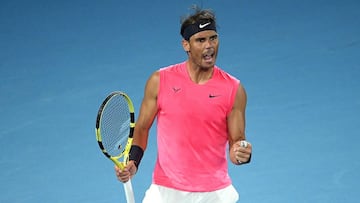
[114,165,131,180]
[125,161,137,175]
[236,150,251,162]
[118,175,129,183]
[234,145,248,153]
[117,171,131,182]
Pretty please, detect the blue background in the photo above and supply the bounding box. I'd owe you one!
[1,0,359,202]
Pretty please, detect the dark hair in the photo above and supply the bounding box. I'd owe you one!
[180,5,217,37]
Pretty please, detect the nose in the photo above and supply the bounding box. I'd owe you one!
[205,39,214,48]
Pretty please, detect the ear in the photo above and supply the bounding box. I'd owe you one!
[182,39,190,52]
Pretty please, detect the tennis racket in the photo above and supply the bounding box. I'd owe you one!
[95,91,136,203]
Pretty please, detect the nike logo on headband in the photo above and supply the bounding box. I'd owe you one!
[199,22,211,28]
[182,21,216,40]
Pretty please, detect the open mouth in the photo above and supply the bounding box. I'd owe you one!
[203,52,215,62]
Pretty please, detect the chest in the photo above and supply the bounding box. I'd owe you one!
[159,81,232,120]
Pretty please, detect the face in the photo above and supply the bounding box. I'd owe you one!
[182,30,219,70]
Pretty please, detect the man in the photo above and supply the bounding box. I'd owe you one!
[115,7,252,203]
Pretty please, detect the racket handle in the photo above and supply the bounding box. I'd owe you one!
[123,180,135,203]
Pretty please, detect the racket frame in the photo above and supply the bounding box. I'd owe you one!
[95,91,135,169]
[95,91,136,203]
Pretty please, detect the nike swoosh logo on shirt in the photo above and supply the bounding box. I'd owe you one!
[199,22,211,29]
[209,94,221,98]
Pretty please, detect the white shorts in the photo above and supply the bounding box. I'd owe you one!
[142,184,239,203]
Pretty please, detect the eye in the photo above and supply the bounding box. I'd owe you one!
[210,35,218,41]
[196,38,206,43]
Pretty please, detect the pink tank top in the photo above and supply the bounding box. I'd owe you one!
[153,61,240,192]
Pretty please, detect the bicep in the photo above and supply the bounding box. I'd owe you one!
[227,84,247,146]
[133,71,159,148]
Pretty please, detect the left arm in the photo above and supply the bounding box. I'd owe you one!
[228,83,252,165]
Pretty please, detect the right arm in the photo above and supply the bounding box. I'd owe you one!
[132,71,159,150]
[115,71,159,182]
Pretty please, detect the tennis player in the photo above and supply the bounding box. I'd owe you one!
[115,6,252,203]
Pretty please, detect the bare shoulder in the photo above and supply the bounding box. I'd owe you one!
[144,71,160,98]
[148,71,160,85]
[234,83,247,110]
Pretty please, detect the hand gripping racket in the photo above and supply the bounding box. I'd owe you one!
[95,91,135,203]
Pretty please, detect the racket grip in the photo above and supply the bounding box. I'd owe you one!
[123,180,135,203]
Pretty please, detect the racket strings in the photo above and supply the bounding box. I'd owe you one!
[100,95,130,157]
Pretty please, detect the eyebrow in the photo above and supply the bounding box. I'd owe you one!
[194,34,218,41]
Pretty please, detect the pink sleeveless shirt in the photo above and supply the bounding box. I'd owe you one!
[153,61,240,192]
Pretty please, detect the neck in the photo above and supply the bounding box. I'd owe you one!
[186,61,214,84]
